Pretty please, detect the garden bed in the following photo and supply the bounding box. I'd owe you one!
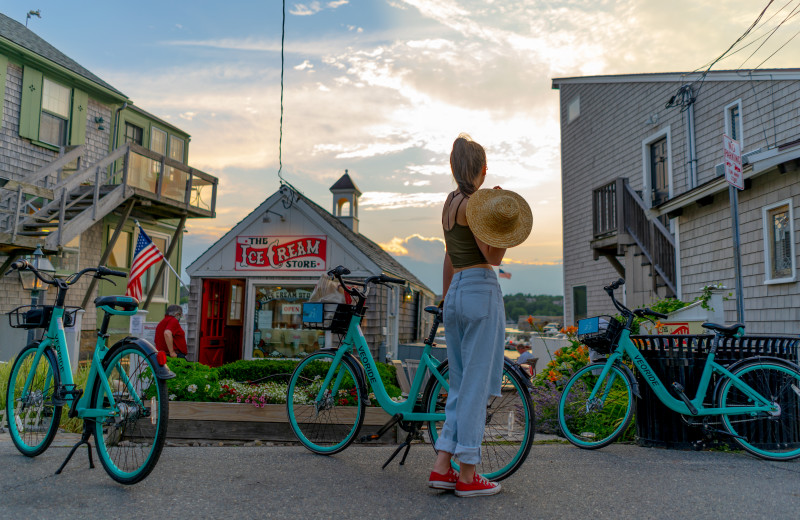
[165,402,398,444]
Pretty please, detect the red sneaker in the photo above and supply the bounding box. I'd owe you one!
[454,474,502,497]
[428,468,459,490]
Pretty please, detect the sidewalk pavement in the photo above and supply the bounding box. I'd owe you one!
[1,437,799,519]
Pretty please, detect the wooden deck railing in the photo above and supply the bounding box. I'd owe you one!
[591,177,676,295]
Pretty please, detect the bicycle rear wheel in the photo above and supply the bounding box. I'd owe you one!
[424,361,534,481]
[286,351,366,454]
[558,363,634,449]
[91,342,169,484]
[5,343,61,456]
[718,360,800,461]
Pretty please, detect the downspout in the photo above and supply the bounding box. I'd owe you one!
[685,100,697,189]
[112,102,128,151]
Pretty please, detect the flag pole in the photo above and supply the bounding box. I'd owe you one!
[134,219,189,289]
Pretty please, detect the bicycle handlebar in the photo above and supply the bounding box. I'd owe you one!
[5,261,127,287]
[602,278,668,323]
[326,266,407,304]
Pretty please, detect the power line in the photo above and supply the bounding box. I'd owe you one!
[737,0,800,69]
[278,0,286,182]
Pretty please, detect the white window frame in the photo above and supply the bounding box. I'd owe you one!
[724,99,744,149]
[567,95,580,123]
[138,229,170,302]
[641,126,673,210]
[761,199,795,285]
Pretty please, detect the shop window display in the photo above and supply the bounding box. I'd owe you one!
[252,285,324,358]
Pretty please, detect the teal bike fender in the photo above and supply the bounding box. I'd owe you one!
[711,355,800,405]
[111,337,176,380]
[318,348,370,406]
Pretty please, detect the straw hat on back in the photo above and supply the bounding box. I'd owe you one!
[466,189,532,248]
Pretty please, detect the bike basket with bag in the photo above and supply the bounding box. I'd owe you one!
[301,302,358,334]
[577,315,622,354]
[8,305,80,329]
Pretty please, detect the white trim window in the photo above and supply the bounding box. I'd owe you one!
[724,99,743,148]
[762,200,795,284]
[641,126,673,209]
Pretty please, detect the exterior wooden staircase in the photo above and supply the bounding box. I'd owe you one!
[0,143,217,254]
[591,177,676,302]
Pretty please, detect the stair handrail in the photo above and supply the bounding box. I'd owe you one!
[622,181,677,295]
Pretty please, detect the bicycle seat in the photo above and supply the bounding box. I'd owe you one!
[94,295,139,312]
[424,305,442,317]
[702,322,745,337]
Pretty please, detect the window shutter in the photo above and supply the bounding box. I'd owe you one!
[0,55,8,128]
[69,89,88,145]
[19,66,43,140]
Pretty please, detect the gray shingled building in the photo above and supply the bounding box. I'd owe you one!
[553,69,800,334]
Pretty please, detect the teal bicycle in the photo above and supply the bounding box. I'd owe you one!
[558,278,800,461]
[4,260,174,484]
[286,266,534,481]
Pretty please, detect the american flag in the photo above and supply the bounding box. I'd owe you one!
[126,225,165,301]
[499,269,511,279]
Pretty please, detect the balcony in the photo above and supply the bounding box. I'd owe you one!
[116,143,217,219]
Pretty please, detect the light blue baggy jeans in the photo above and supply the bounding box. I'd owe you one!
[435,268,505,465]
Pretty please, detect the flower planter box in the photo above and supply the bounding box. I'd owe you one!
[166,402,399,444]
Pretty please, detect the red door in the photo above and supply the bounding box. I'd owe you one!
[199,279,226,367]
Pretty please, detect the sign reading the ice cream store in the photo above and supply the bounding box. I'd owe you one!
[235,236,327,271]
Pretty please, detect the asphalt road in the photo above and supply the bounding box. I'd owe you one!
[1,436,799,520]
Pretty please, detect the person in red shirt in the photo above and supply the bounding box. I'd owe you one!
[155,305,187,359]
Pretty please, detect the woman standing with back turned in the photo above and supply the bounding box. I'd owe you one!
[428,133,532,497]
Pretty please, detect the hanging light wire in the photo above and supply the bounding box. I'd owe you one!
[278,0,286,182]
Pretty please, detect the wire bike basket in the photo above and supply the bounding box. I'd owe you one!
[301,303,359,334]
[8,305,80,329]
[577,315,622,354]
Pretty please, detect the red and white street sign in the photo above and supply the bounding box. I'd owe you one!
[723,134,743,190]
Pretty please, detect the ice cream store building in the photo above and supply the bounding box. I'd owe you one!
[185,174,436,367]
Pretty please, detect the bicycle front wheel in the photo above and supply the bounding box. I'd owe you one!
[286,351,366,454]
[91,342,169,484]
[558,363,634,449]
[5,343,61,456]
[719,361,800,461]
[424,361,534,481]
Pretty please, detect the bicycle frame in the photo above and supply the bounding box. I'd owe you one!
[597,328,778,416]
[19,307,125,421]
[317,315,448,422]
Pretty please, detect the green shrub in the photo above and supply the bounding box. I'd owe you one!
[0,360,12,411]
[163,358,220,402]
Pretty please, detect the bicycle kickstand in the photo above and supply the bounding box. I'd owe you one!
[381,430,416,470]
[56,421,95,475]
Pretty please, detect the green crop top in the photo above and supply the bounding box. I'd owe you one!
[443,192,488,268]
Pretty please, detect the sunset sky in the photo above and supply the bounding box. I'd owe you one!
[7,1,798,294]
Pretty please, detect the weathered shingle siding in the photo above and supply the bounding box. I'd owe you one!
[559,72,800,332]
[679,168,800,334]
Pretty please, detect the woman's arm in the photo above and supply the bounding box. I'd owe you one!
[476,238,506,266]
[442,253,454,301]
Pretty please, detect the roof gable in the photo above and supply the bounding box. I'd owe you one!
[187,185,432,294]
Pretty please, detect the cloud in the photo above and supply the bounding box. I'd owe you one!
[290,1,349,16]
[294,60,314,70]
[360,192,445,210]
[379,234,445,259]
